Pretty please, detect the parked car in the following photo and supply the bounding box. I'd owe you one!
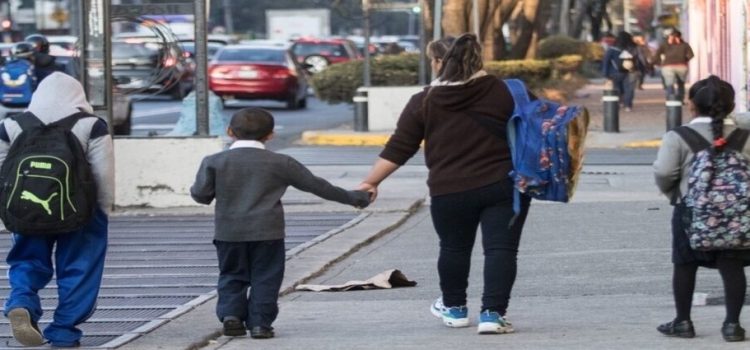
[290,38,360,73]
[209,45,309,109]
[178,40,226,60]
[111,39,194,99]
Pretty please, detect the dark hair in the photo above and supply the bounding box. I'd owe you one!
[670,30,682,39]
[688,75,735,151]
[614,31,634,49]
[437,33,483,82]
[427,36,455,61]
[229,108,275,140]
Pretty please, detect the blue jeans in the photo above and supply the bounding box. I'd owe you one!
[610,72,637,109]
[4,208,108,347]
[214,239,285,329]
[661,65,688,101]
[430,180,531,315]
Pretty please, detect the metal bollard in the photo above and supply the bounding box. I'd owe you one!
[353,88,369,132]
[602,89,620,133]
[665,95,683,131]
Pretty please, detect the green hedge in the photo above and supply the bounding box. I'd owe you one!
[311,53,584,104]
[537,35,586,59]
[310,54,419,104]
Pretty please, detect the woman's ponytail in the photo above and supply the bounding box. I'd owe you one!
[436,33,483,82]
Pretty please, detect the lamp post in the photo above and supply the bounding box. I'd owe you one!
[362,0,371,87]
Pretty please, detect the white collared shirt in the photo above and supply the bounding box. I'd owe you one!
[229,140,266,150]
[689,116,735,125]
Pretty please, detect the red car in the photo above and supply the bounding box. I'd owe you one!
[209,45,309,109]
[290,38,361,73]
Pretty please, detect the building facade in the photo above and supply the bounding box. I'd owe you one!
[684,0,750,112]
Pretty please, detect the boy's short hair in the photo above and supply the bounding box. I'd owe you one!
[229,108,275,140]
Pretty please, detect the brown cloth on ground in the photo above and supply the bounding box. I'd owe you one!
[295,269,417,292]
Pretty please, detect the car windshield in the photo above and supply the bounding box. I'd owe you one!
[293,43,346,57]
[216,48,286,63]
[181,43,223,59]
[112,43,155,58]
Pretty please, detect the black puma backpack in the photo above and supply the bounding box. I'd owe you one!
[0,112,97,235]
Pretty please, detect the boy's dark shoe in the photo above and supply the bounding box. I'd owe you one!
[657,319,695,338]
[250,326,275,339]
[223,319,247,337]
[8,308,45,346]
[721,323,746,342]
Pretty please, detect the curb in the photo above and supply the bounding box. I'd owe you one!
[622,139,662,148]
[301,131,390,146]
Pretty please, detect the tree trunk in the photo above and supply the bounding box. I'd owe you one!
[442,0,470,37]
[509,0,541,59]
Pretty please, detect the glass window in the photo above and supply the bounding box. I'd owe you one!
[292,43,346,57]
[216,48,286,63]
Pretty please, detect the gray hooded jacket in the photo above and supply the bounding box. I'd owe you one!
[0,72,115,213]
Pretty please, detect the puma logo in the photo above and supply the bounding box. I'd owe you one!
[20,190,58,215]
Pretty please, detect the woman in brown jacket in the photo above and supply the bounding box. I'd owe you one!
[358,33,531,335]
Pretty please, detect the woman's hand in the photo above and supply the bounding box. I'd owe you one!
[357,182,379,203]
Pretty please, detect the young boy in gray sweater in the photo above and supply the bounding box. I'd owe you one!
[191,108,370,339]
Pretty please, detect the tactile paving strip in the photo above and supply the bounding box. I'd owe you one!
[0,212,358,348]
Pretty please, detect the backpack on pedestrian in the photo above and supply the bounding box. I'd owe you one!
[0,112,97,235]
[504,79,590,213]
[0,59,36,107]
[617,49,636,72]
[674,126,750,251]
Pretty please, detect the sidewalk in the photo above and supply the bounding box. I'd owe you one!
[116,80,734,350]
[301,78,673,149]
[198,162,748,350]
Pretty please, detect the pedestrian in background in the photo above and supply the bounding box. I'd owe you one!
[601,31,639,112]
[358,33,532,335]
[653,75,749,342]
[0,72,114,347]
[655,29,694,102]
[632,33,654,90]
[190,108,370,340]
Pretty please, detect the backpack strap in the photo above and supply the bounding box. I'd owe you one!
[10,112,44,131]
[49,112,92,131]
[672,126,711,153]
[501,79,530,219]
[503,79,531,112]
[724,129,750,151]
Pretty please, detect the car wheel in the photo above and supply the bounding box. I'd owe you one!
[286,94,298,110]
[170,82,186,100]
[113,102,132,136]
[303,55,329,74]
[298,96,307,109]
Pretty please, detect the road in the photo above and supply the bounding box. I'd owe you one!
[130,96,352,150]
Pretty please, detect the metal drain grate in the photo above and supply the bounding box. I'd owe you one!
[0,212,357,349]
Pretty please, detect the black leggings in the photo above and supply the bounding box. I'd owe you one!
[430,181,530,315]
[673,257,747,324]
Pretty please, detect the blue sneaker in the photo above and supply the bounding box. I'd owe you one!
[431,297,469,328]
[477,310,514,334]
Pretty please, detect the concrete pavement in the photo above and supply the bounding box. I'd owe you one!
[198,163,748,350]
[113,79,749,349]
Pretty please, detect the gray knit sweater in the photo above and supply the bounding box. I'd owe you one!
[191,147,370,242]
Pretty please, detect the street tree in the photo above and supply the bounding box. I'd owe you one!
[422,0,546,60]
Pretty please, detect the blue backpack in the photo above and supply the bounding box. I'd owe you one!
[0,59,36,107]
[504,79,590,213]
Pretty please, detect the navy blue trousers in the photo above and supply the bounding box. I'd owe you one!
[214,239,285,329]
[430,181,531,315]
[4,208,108,347]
